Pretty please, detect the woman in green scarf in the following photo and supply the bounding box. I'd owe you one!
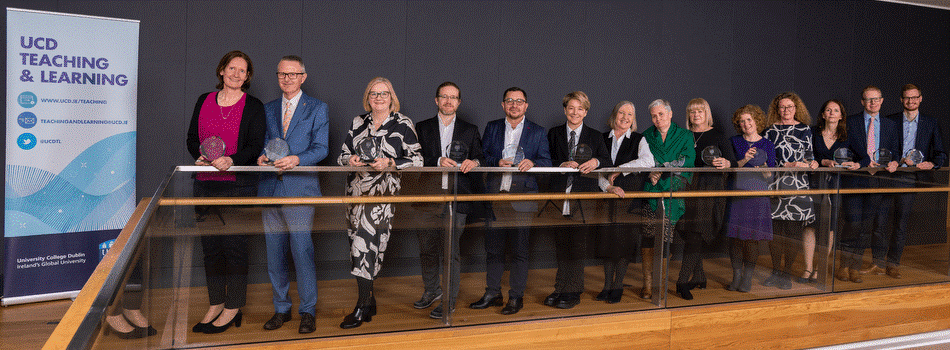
[639,99,695,299]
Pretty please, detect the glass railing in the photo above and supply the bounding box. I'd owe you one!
[58,165,950,348]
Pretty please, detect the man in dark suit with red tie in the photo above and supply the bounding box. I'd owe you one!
[837,85,899,283]
[870,84,946,278]
[413,82,486,319]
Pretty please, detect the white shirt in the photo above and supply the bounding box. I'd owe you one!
[503,117,525,155]
[598,130,655,190]
[438,114,456,159]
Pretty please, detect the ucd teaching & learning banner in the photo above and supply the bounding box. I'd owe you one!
[4,8,138,305]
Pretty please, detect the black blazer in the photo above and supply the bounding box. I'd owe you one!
[547,124,610,192]
[602,130,645,192]
[416,115,489,219]
[186,91,266,166]
[844,112,901,188]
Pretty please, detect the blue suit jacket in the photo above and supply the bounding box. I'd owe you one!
[482,117,551,192]
[886,112,946,169]
[258,92,329,197]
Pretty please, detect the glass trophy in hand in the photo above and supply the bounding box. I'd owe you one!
[702,145,722,166]
[357,136,381,164]
[199,136,225,162]
[446,141,469,164]
[503,144,525,165]
[264,138,290,165]
[748,147,767,167]
[571,143,593,164]
[874,148,892,166]
[833,148,853,167]
[905,149,924,166]
[802,149,815,163]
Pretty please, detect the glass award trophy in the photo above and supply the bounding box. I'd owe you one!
[446,141,469,164]
[802,149,815,163]
[748,147,767,167]
[199,136,225,162]
[875,148,892,165]
[571,143,593,164]
[504,144,525,165]
[357,136,381,163]
[264,138,290,165]
[905,149,924,166]
[833,148,852,167]
[702,145,722,166]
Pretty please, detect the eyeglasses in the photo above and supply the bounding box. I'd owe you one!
[503,98,526,106]
[369,91,391,99]
[862,97,883,103]
[779,105,795,111]
[901,95,921,100]
[276,72,305,79]
[438,94,460,101]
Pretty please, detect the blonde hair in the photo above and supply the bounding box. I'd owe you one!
[686,98,713,129]
[362,77,400,113]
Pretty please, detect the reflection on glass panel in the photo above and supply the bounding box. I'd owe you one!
[80,166,948,348]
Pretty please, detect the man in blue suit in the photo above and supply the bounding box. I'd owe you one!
[836,85,898,283]
[469,87,551,315]
[256,55,329,334]
[871,84,946,278]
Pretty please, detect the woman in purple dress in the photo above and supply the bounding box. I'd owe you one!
[726,105,776,293]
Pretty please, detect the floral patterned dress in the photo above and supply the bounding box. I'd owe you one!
[337,112,422,279]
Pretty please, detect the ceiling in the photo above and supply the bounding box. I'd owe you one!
[879,0,950,10]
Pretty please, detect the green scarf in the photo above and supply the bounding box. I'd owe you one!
[643,122,695,225]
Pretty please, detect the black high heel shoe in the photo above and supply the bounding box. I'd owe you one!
[192,314,219,333]
[105,323,150,339]
[203,310,242,334]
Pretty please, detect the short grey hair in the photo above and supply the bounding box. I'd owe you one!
[648,99,671,112]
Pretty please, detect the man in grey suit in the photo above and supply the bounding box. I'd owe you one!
[256,55,329,334]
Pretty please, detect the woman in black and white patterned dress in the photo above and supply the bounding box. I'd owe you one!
[337,77,423,329]
[762,92,819,289]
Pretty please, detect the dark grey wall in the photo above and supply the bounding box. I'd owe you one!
[1,1,948,278]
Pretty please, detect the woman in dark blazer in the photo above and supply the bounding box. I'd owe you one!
[598,101,654,303]
[185,50,265,334]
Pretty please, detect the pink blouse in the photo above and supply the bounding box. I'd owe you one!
[196,92,245,182]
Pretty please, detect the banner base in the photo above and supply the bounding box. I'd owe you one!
[2,290,79,306]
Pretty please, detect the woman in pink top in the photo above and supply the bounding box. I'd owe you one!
[185,50,265,334]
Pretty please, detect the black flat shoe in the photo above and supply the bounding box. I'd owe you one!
[203,310,242,334]
[676,283,694,300]
[555,294,580,309]
[595,289,609,301]
[299,312,316,334]
[543,292,562,306]
[500,297,523,315]
[105,324,152,339]
[606,289,623,304]
[469,293,503,309]
[340,305,376,329]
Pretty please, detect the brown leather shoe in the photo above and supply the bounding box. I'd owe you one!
[886,266,902,279]
[263,312,291,330]
[859,265,886,275]
[835,267,851,282]
[848,270,863,283]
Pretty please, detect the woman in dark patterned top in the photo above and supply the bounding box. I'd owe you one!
[762,92,819,289]
[673,98,735,300]
[337,77,423,329]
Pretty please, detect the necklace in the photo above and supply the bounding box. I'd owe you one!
[218,92,239,119]
[693,130,707,148]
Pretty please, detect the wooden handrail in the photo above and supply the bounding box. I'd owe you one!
[157,186,950,206]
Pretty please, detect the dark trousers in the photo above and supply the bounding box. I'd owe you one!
[418,209,466,306]
[875,173,916,267]
[552,223,586,294]
[485,203,534,299]
[840,189,892,269]
[194,179,255,309]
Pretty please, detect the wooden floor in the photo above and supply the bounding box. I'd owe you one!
[20,242,950,349]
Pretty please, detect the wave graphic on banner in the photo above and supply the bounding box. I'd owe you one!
[5,131,135,237]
